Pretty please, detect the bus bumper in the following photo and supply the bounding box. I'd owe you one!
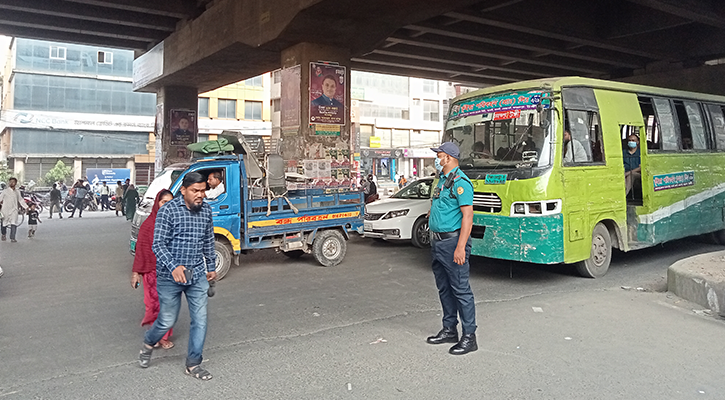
[471,213,564,264]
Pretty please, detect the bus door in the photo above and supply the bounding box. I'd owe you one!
[560,88,617,262]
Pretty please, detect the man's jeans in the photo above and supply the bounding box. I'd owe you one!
[144,277,210,367]
[49,200,62,217]
[0,223,17,240]
[70,197,84,217]
[101,194,109,210]
[431,234,477,335]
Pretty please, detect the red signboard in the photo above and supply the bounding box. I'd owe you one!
[493,110,520,121]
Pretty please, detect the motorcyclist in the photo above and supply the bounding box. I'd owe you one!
[364,174,378,204]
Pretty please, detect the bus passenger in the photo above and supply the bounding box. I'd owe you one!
[624,134,641,195]
[206,171,225,200]
[563,129,587,163]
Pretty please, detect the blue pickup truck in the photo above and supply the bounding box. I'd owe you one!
[131,139,364,280]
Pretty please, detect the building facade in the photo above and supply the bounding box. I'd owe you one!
[0,38,271,186]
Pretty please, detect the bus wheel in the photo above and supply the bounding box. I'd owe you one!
[312,230,347,267]
[214,240,233,280]
[712,229,725,246]
[575,223,612,278]
[411,217,430,248]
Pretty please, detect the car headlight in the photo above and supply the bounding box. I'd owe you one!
[382,209,409,219]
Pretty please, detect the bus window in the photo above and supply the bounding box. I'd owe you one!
[705,104,725,150]
[652,98,679,151]
[673,101,693,149]
[564,110,601,164]
[638,97,660,150]
[684,102,708,150]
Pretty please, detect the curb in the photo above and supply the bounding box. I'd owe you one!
[667,251,725,317]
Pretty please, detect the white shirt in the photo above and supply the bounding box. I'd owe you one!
[0,187,28,225]
[206,182,225,200]
[564,139,588,163]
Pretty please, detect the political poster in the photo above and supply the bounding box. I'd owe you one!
[309,62,346,125]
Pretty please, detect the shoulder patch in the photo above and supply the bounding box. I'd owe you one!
[457,186,464,195]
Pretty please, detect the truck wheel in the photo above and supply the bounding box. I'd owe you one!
[575,223,612,278]
[312,230,347,267]
[214,240,233,280]
[411,217,430,248]
[283,250,305,258]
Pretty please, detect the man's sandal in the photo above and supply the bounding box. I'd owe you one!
[138,345,153,368]
[186,365,213,381]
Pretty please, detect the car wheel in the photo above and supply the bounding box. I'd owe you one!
[411,217,431,248]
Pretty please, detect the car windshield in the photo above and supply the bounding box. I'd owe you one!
[392,179,432,199]
[444,90,555,170]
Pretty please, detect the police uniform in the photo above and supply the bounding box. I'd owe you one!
[429,167,477,337]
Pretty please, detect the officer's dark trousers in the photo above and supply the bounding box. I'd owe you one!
[431,234,477,335]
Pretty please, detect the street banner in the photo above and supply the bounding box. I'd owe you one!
[86,168,131,186]
[309,62,346,125]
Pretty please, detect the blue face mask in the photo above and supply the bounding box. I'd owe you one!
[628,141,637,149]
[435,157,444,172]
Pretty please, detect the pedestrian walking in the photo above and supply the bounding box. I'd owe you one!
[0,177,29,243]
[48,183,63,219]
[131,190,175,350]
[425,142,478,355]
[115,180,124,217]
[122,178,130,216]
[138,172,217,380]
[124,184,139,221]
[68,179,88,218]
[26,203,41,238]
[100,181,111,211]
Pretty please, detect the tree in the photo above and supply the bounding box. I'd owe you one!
[0,161,11,184]
[44,160,73,186]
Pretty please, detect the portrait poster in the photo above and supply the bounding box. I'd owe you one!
[169,109,196,146]
[309,62,346,125]
[281,65,301,129]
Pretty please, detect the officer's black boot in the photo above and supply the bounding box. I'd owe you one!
[426,327,459,344]
[449,333,478,355]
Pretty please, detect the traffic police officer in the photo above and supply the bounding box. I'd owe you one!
[426,142,478,355]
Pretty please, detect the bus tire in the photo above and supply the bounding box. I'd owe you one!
[411,217,431,248]
[214,239,233,280]
[575,223,612,278]
[283,250,305,258]
[312,229,347,267]
[712,229,725,246]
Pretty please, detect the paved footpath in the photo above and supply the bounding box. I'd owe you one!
[1,214,724,399]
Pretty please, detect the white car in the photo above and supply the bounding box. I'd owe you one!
[363,177,434,248]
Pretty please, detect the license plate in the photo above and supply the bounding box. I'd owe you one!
[364,223,372,231]
[485,174,507,185]
[130,239,136,252]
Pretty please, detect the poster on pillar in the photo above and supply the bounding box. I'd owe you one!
[309,62,346,126]
[169,109,197,146]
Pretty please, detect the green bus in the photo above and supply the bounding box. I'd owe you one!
[444,77,725,277]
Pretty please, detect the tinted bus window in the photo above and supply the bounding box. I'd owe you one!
[706,104,725,150]
[653,98,679,150]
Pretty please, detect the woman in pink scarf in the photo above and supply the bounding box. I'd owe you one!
[131,190,175,349]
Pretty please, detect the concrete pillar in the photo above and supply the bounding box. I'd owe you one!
[73,158,82,181]
[156,86,198,168]
[279,43,351,180]
[126,160,136,184]
[13,158,24,183]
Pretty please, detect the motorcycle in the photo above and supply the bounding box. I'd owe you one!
[63,192,98,212]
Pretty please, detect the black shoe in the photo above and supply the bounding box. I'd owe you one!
[426,327,459,345]
[449,333,478,355]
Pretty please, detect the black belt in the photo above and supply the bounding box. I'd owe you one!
[431,229,460,241]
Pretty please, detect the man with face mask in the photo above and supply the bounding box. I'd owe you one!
[624,134,641,195]
[426,142,478,355]
[0,177,29,242]
[139,171,217,380]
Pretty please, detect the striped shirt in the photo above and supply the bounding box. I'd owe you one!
[152,196,216,284]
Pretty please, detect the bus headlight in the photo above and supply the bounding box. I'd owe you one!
[510,200,561,217]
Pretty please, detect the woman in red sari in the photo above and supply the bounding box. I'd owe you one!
[131,189,175,349]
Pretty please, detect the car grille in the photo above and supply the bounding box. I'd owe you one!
[473,192,502,213]
[364,213,385,221]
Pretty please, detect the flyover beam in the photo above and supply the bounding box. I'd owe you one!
[64,0,196,19]
[0,23,149,49]
[624,0,725,29]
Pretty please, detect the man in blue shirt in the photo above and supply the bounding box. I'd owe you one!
[138,172,217,381]
[311,75,343,108]
[426,142,478,355]
[623,134,641,195]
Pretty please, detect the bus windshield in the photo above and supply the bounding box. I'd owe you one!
[444,92,555,170]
